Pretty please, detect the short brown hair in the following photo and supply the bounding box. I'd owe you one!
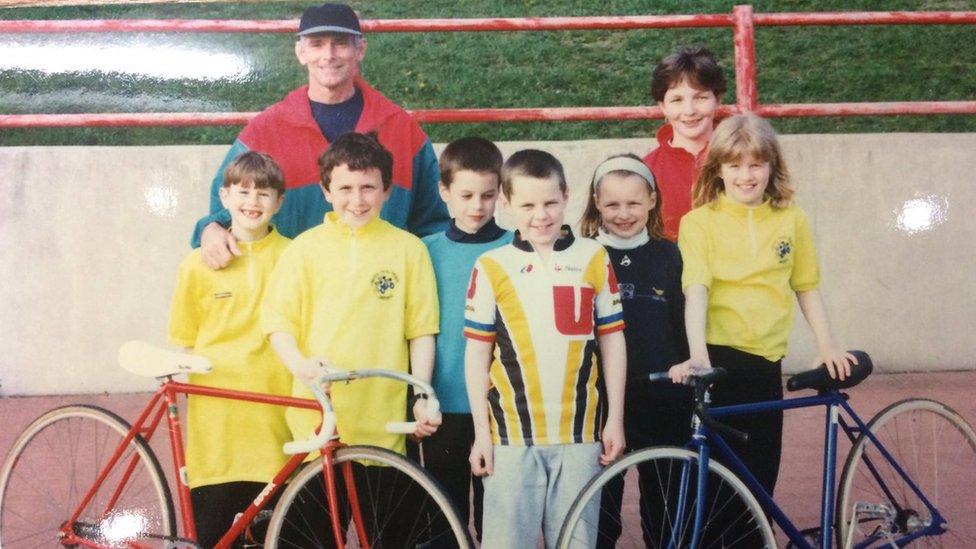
[500,149,567,199]
[318,132,393,191]
[693,113,794,209]
[223,151,285,195]
[439,137,503,188]
[650,45,727,103]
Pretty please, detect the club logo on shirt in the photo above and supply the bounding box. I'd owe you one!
[619,255,632,267]
[618,283,635,300]
[371,270,399,299]
[774,237,793,264]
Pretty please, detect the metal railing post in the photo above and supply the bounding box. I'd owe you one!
[733,5,758,113]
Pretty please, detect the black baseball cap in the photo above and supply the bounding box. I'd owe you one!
[297,3,362,37]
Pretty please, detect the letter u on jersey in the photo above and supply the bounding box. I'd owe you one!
[552,286,595,336]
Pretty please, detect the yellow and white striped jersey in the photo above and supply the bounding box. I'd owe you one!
[464,228,624,446]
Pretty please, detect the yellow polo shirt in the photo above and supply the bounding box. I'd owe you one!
[679,194,819,361]
[169,228,293,488]
[261,213,439,455]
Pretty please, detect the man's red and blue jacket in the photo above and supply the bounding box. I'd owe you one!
[191,77,448,246]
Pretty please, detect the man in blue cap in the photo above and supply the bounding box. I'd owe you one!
[192,3,448,269]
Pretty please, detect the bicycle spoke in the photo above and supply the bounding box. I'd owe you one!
[838,399,976,548]
[265,448,468,549]
[557,448,774,549]
[0,406,174,548]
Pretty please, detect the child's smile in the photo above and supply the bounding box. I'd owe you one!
[505,174,567,251]
[219,181,282,241]
[720,153,771,207]
[595,172,655,239]
[323,165,389,229]
[659,77,719,149]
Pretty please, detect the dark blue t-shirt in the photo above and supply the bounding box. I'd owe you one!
[310,87,364,142]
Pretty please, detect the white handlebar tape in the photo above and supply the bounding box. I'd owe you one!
[386,421,418,434]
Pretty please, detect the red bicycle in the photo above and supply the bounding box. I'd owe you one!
[0,341,470,548]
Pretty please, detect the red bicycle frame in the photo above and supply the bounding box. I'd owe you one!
[58,377,364,549]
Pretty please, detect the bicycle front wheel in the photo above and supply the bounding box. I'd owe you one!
[0,405,175,548]
[264,445,471,549]
[837,398,976,548]
[557,446,775,549]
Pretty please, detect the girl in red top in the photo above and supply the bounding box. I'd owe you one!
[643,45,727,241]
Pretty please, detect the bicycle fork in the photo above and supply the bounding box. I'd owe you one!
[321,443,371,549]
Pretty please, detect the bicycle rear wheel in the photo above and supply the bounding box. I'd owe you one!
[264,445,471,549]
[557,446,775,549]
[0,405,175,548]
[837,398,976,548]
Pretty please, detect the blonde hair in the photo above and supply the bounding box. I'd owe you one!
[692,113,794,209]
[580,153,665,240]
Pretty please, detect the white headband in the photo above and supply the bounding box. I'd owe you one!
[591,156,656,192]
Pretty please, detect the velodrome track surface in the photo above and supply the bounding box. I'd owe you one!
[2,370,974,545]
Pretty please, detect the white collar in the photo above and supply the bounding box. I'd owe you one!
[595,227,649,250]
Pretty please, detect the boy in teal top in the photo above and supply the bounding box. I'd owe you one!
[422,137,512,538]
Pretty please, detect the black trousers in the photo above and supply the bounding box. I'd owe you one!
[421,413,484,540]
[191,481,269,548]
[707,344,784,497]
[597,394,694,548]
[703,344,784,546]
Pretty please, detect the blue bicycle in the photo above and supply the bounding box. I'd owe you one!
[557,352,976,548]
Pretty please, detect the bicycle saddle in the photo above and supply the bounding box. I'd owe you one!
[118,340,213,377]
[786,350,873,392]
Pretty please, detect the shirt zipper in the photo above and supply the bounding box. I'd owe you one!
[748,208,758,258]
[350,227,358,275]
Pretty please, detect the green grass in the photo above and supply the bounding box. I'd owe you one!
[1,0,975,145]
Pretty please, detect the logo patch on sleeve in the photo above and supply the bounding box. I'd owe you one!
[371,270,399,299]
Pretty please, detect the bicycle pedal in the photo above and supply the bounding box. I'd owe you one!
[242,509,274,546]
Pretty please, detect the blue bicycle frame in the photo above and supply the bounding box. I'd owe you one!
[685,389,946,549]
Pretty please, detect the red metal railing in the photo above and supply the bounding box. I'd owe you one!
[1,5,975,128]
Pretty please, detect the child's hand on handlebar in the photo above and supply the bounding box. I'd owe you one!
[292,356,336,386]
[668,356,711,385]
[411,397,442,439]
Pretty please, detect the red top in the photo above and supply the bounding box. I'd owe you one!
[643,124,708,241]
[240,76,427,192]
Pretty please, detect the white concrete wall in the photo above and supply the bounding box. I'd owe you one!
[1,134,974,396]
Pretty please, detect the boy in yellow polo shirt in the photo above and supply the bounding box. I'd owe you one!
[169,151,292,547]
[261,132,441,545]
